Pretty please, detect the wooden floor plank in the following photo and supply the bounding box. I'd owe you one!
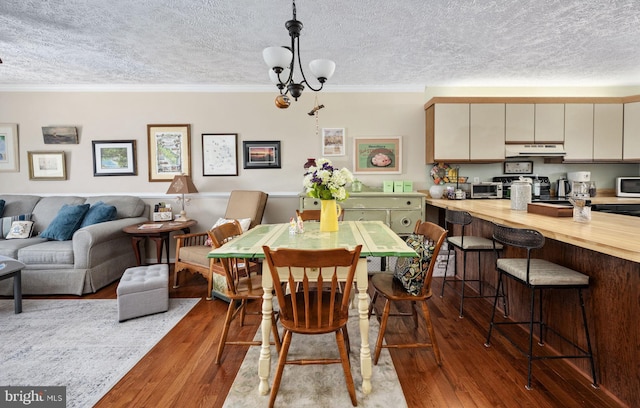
[12,269,625,408]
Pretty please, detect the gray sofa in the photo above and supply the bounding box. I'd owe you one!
[0,195,148,296]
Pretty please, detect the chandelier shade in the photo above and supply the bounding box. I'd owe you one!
[263,0,335,106]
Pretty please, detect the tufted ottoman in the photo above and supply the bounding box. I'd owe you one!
[117,264,169,322]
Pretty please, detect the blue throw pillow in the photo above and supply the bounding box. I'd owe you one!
[80,201,117,228]
[40,204,90,241]
[0,199,5,217]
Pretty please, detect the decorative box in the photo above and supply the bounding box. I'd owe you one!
[152,212,173,222]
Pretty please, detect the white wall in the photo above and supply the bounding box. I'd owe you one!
[0,90,426,227]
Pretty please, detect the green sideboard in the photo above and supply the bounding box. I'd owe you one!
[298,192,426,236]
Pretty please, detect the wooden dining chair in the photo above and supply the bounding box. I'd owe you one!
[262,244,363,408]
[368,220,447,365]
[213,220,281,364]
[295,208,344,221]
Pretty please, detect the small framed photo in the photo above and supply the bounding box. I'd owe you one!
[243,141,281,169]
[28,151,67,180]
[147,124,191,182]
[202,133,238,176]
[353,136,402,174]
[322,128,345,156]
[0,123,20,172]
[92,140,137,176]
[42,126,79,144]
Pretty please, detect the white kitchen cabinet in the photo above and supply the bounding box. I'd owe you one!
[593,103,623,160]
[470,104,505,160]
[564,104,593,161]
[623,102,640,160]
[535,104,565,143]
[505,104,534,142]
[432,104,470,161]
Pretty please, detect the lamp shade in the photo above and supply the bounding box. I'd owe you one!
[263,46,293,70]
[166,174,198,195]
[309,59,336,81]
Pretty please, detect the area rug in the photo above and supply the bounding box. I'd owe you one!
[223,309,407,408]
[0,298,199,408]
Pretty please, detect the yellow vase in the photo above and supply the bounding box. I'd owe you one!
[320,199,342,232]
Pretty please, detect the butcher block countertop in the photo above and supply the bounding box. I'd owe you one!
[425,196,640,263]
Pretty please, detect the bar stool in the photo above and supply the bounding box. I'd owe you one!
[484,224,597,390]
[441,208,506,318]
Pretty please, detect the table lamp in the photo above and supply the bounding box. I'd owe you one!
[166,174,198,222]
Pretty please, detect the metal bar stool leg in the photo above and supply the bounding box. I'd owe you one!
[440,247,454,297]
[526,287,536,390]
[459,251,468,318]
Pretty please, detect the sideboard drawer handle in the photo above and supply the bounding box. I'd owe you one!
[406,201,412,206]
[401,217,411,226]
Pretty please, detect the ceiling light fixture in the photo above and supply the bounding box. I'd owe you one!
[263,0,335,108]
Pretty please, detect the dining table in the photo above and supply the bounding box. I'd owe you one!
[207,220,417,396]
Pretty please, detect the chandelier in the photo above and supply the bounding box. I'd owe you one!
[262,0,336,108]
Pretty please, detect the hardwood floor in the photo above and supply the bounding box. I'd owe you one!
[32,270,625,408]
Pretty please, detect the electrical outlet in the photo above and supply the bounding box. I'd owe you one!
[473,177,480,183]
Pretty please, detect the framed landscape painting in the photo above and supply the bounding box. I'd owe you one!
[243,141,281,169]
[0,123,19,172]
[147,124,191,182]
[92,140,137,176]
[353,136,402,174]
[42,126,79,144]
[202,133,238,176]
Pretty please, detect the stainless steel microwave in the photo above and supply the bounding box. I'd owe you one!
[470,182,503,199]
[616,177,640,197]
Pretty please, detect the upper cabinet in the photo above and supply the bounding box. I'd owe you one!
[534,104,565,143]
[426,103,503,163]
[425,96,639,164]
[623,102,640,160]
[564,104,594,161]
[593,103,623,161]
[505,104,534,142]
[470,104,505,160]
[431,103,470,162]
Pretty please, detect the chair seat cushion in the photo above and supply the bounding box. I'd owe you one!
[448,236,502,250]
[497,258,589,286]
[393,234,435,295]
[178,245,211,265]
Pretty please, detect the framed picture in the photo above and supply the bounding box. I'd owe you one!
[202,133,238,176]
[147,124,191,182]
[0,123,19,172]
[42,126,78,144]
[322,128,345,156]
[243,141,281,169]
[353,136,402,174]
[28,151,67,180]
[92,140,137,176]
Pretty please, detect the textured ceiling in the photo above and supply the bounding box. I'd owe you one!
[1,0,640,90]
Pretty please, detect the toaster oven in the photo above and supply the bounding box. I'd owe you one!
[470,182,503,199]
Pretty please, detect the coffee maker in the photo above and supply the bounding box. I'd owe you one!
[564,171,591,198]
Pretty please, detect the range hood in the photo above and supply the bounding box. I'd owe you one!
[505,143,566,157]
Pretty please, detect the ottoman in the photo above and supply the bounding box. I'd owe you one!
[117,264,169,322]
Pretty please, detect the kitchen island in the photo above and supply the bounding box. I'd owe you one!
[426,197,639,408]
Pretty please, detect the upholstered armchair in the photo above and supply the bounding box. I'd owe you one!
[173,190,268,300]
